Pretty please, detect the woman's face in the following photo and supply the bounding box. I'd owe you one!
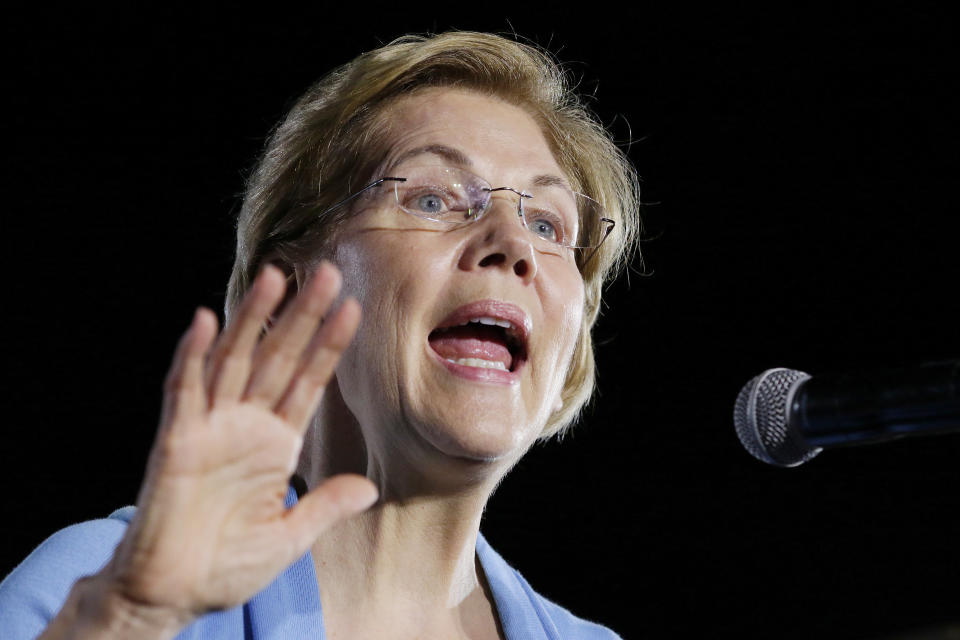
[331,88,585,466]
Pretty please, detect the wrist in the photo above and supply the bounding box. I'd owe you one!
[43,573,193,640]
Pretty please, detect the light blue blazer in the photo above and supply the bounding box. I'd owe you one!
[0,488,621,639]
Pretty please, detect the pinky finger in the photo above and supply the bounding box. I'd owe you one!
[160,307,218,429]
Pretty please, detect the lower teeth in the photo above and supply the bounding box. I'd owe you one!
[446,357,508,371]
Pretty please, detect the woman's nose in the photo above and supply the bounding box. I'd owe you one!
[457,195,538,284]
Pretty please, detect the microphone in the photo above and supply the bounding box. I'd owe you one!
[733,360,960,467]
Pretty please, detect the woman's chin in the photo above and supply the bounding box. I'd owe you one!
[416,411,536,468]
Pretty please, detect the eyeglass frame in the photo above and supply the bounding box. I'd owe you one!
[318,171,615,266]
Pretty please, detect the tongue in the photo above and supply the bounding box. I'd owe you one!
[429,325,513,370]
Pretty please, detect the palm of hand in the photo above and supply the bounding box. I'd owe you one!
[124,404,302,612]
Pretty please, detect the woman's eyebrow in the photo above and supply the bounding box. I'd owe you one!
[532,174,571,190]
[390,144,473,169]
[389,144,571,190]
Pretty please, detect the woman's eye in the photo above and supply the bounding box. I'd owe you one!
[412,192,447,214]
[527,215,562,243]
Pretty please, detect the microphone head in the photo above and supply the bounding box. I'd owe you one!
[734,368,822,467]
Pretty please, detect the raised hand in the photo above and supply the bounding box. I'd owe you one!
[95,262,376,628]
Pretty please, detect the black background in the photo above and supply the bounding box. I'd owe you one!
[2,5,958,639]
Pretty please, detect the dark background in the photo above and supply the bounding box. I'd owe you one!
[3,5,958,639]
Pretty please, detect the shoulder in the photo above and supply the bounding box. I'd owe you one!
[0,507,134,640]
[476,532,623,640]
[511,569,624,640]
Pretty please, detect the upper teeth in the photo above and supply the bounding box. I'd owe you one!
[434,316,523,350]
[466,316,514,329]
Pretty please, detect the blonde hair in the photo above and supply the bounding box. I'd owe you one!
[226,31,640,441]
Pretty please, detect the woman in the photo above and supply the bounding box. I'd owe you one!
[0,31,638,639]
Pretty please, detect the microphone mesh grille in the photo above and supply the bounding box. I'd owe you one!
[734,368,819,467]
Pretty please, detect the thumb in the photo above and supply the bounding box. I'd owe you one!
[282,474,378,554]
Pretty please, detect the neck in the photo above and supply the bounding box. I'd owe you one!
[308,485,490,611]
[296,380,515,633]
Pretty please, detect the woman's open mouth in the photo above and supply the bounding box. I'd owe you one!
[427,301,530,382]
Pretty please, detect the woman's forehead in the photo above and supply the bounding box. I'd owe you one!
[376,88,566,183]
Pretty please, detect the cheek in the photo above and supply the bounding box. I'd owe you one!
[333,240,398,407]
[554,303,584,385]
[531,269,585,412]
[332,236,428,406]
[545,271,586,353]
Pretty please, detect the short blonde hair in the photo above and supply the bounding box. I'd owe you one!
[226,31,640,440]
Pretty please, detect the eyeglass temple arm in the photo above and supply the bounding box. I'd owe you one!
[580,217,616,267]
[320,177,407,216]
